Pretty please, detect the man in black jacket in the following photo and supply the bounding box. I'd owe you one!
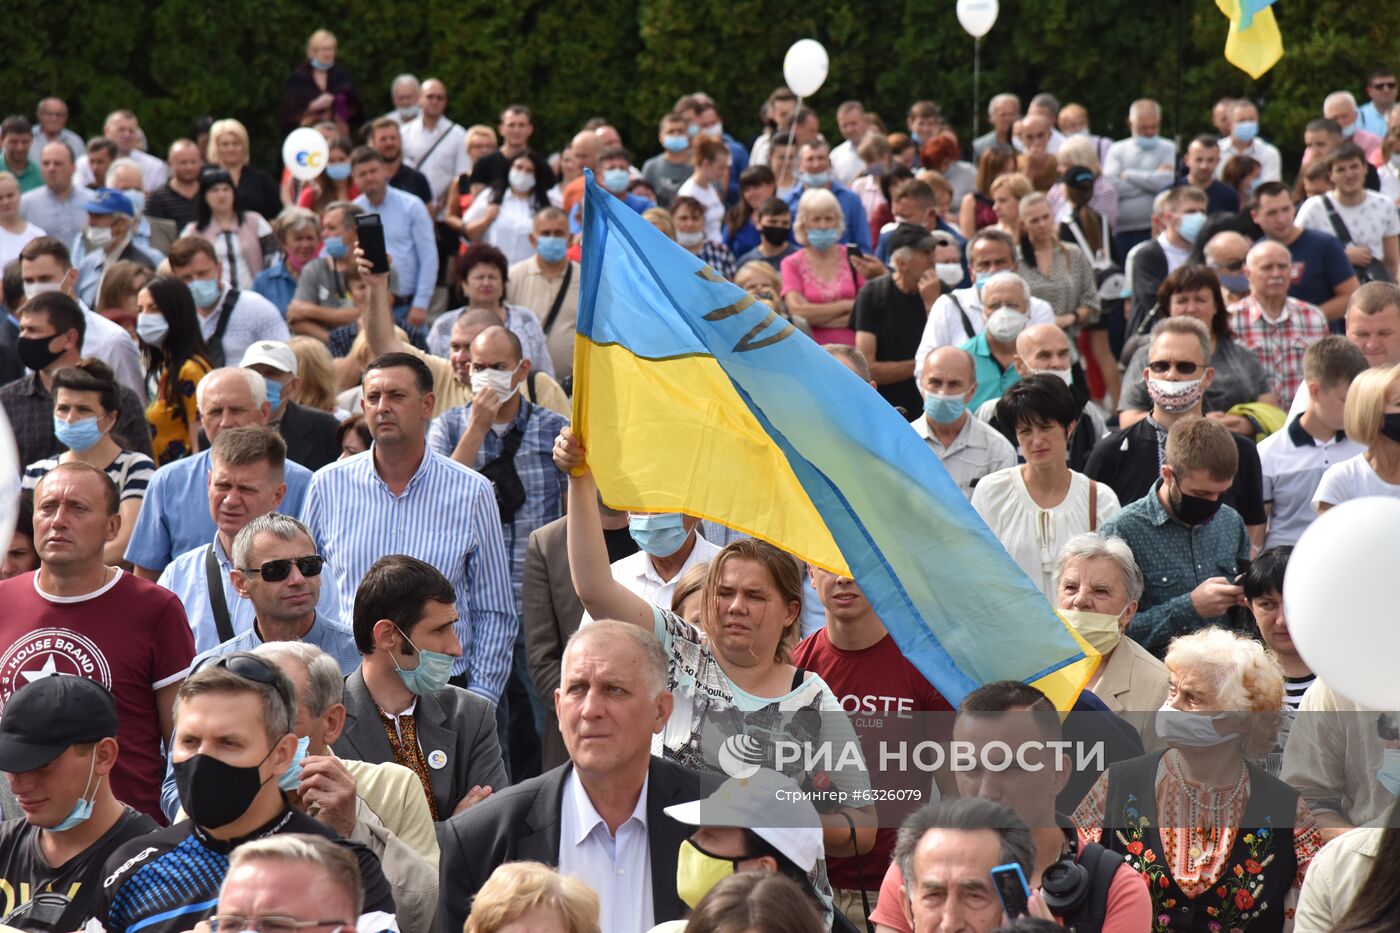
[240,340,340,470]
[437,620,721,933]
[1125,186,1208,339]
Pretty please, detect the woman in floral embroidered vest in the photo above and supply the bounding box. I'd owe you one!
[1072,627,1322,932]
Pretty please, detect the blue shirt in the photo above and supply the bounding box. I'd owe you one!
[426,399,569,616]
[958,331,1020,413]
[252,258,298,316]
[19,184,93,248]
[124,449,314,571]
[784,180,871,252]
[301,449,518,700]
[157,535,344,654]
[721,133,750,205]
[1358,101,1391,138]
[75,238,163,307]
[353,186,438,308]
[1099,479,1250,655]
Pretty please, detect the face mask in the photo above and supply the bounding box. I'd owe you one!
[909,132,923,146]
[1031,367,1074,386]
[173,747,276,829]
[629,512,690,558]
[51,755,99,832]
[662,135,689,153]
[973,271,992,292]
[1146,377,1204,413]
[120,190,145,216]
[470,364,520,401]
[1169,478,1224,526]
[1341,122,1357,139]
[923,391,966,425]
[393,629,456,696]
[1155,703,1237,747]
[323,236,347,259]
[1217,271,1250,295]
[1070,129,1091,138]
[1380,412,1400,444]
[1377,748,1400,796]
[800,171,830,188]
[866,162,886,177]
[536,235,568,263]
[935,262,964,286]
[703,122,724,140]
[264,378,285,410]
[687,122,701,138]
[189,278,221,309]
[985,307,1029,343]
[677,229,705,249]
[86,225,115,248]
[278,736,310,792]
[310,58,334,71]
[677,839,741,909]
[806,228,840,251]
[508,170,536,192]
[1061,607,1127,656]
[1178,212,1206,244]
[22,281,62,301]
[133,313,168,348]
[54,416,105,453]
[602,168,630,193]
[1133,135,1157,150]
[326,163,351,182]
[397,105,420,121]
[1231,121,1259,144]
[760,225,790,247]
[17,335,65,373]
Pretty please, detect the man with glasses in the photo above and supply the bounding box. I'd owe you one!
[158,426,340,655]
[1203,230,1252,303]
[95,655,395,933]
[213,834,394,933]
[1358,67,1398,137]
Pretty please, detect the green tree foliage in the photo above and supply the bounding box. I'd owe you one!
[0,0,1389,176]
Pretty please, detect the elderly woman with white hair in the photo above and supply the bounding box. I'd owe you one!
[780,187,886,345]
[1074,627,1323,931]
[253,207,321,315]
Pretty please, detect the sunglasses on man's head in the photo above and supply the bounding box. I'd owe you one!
[240,555,325,582]
[1147,360,1201,376]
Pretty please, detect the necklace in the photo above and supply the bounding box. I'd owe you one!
[1165,752,1249,869]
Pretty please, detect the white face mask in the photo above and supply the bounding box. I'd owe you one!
[1060,607,1127,656]
[1031,367,1074,386]
[985,306,1028,342]
[935,262,964,286]
[1155,702,1238,747]
[470,365,520,400]
[677,229,705,249]
[23,281,63,300]
[87,225,115,248]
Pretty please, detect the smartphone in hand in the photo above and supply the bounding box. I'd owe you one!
[991,863,1032,919]
[355,213,390,274]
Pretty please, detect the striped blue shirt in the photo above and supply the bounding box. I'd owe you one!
[301,448,517,700]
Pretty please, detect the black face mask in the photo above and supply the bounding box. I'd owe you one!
[1382,413,1400,444]
[1170,479,1224,526]
[173,750,275,829]
[16,335,64,373]
[760,225,790,247]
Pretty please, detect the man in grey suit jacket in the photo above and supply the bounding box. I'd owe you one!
[332,555,508,820]
[438,620,722,933]
[522,516,584,770]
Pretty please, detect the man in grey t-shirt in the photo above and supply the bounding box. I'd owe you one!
[641,112,694,208]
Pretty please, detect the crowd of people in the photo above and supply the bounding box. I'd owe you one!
[0,28,1399,933]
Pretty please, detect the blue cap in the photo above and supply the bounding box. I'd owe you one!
[86,188,134,217]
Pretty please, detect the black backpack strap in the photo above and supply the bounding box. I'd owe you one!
[1071,841,1126,933]
[541,262,574,334]
[1321,195,1355,244]
[206,288,240,368]
[790,667,806,690]
[204,544,235,644]
[949,291,976,340]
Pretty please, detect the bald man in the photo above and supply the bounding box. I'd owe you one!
[1015,114,1058,191]
[145,139,203,230]
[911,346,1016,498]
[1203,230,1252,303]
[562,129,603,219]
[401,78,470,214]
[1230,240,1330,409]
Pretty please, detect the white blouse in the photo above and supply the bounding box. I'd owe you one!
[971,466,1121,601]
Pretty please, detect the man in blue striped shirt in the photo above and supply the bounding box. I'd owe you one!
[351,146,437,327]
[302,335,517,704]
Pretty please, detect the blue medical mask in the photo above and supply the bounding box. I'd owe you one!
[536,235,568,264]
[629,513,690,558]
[1341,122,1357,139]
[323,236,347,259]
[264,378,284,410]
[1378,748,1400,796]
[687,122,701,138]
[188,278,221,309]
[51,756,99,832]
[923,392,966,424]
[278,736,310,792]
[602,168,630,193]
[310,58,333,71]
[1231,120,1259,144]
[1217,271,1250,295]
[974,271,992,292]
[800,171,830,188]
[54,416,105,453]
[662,135,690,153]
[1133,135,1156,150]
[393,630,456,696]
[1178,212,1206,244]
[326,163,351,182]
[806,228,840,251]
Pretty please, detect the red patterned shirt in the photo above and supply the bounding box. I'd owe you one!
[1229,295,1329,410]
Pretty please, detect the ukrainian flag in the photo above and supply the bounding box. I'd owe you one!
[572,171,1096,710]
[1217,0,1283,79]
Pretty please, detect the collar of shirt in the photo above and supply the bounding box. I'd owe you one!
[367,445,435,497]
[1145,478,1176,528]
[564,767,649,848]
[1245,294,1292,325]
[913,412,982,453]
[212,534,233,570]
[1286,415,1345,448]
[377,697,419,742]
[635,534,707,588]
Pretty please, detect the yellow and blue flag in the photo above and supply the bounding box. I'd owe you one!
[1217,0,1283,79]
[572,171,1095,710]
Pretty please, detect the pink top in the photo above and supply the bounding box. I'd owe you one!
[780,245,864,345]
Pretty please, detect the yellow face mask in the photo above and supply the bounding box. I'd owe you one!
[676,838,743,909]
[1060,607,1127,656]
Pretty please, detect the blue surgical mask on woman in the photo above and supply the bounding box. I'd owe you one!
[326,163,351,182]
[629,513,690,558]
[323,236,347,259]
[136,313,169,347]
[54,415,105,453]
[923,392,966,424]
[805,228,840,251]
[393,630,456,696]
[536,236,568,264]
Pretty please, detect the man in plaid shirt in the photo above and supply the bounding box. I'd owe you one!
[1229,240,1329,409]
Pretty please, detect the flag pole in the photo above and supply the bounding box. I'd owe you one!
[781,96,803,177]
[972,37,981,141]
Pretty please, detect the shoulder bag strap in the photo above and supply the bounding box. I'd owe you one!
[949,291,976,340]
[204,544,235,644]
[210,289,240,362]
[1321,195,1355,244]
[1088,479,1098,532]
[414,119,455,167]
[541,262,574,334]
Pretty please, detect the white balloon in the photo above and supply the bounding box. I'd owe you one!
[1283,496,1400,710]
[956,0,1000,38]
[0,408,16,564]
[282,128,330,182]
[783,39,829,99]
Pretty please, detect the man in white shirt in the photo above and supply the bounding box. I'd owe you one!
[167,236,290,367]
[401,79,470,217]
[910,346,1016,499]
[829,101,870,187]
[1102,98,1177,256]
[380,73,421,126]
[1216,100,1283,183]
[75,110,168,192]
[590,516,719,621]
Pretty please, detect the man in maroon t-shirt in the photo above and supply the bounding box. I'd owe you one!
[791,566,953,931]
[0,461,194,821]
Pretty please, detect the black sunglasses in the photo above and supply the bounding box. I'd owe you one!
[192,653,282,682]
[241,555,325,582]
[1147,360,1201,376]
[1212,259,1245,272]
[1373,81,1398,90]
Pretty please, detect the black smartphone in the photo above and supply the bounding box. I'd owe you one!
[1235,557,1252,584]
[991,863,1031,919]
[846,242,864,258]
[355,213,390,274]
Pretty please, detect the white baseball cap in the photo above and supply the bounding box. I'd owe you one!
[239,340,297,375]
[664,768,823,873]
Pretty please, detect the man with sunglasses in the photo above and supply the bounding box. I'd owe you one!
[0,676,157,933]
[1358,67,1398,137]
[96,655,395,933]
[1204,230,1252,303]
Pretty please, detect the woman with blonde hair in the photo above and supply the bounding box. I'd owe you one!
[445,125,502,236]
[463,862,599,933]
[989,171,1035,240]
[279,27,364,137]
[205,118,281,221]
[288,336,346,419]
[780,188,884,345]
[669,561,711,625]
[1313,363,1400,511]
[958,143,1017,239]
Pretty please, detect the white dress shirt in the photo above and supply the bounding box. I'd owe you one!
[1216,135,1283,184]
[910,413,1018,499]
[401,117,470,210]
[558,769,653,933]
[829,139,865,187]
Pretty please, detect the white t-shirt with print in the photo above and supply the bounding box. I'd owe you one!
[1296,191,1400,259]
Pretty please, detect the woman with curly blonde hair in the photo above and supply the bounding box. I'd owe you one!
[463,862,599,933]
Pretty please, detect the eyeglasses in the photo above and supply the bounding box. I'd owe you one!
[1147,360,1201,375]
[1211,259,1245,272]
[209,916,352,933]
[240,555,325,582]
